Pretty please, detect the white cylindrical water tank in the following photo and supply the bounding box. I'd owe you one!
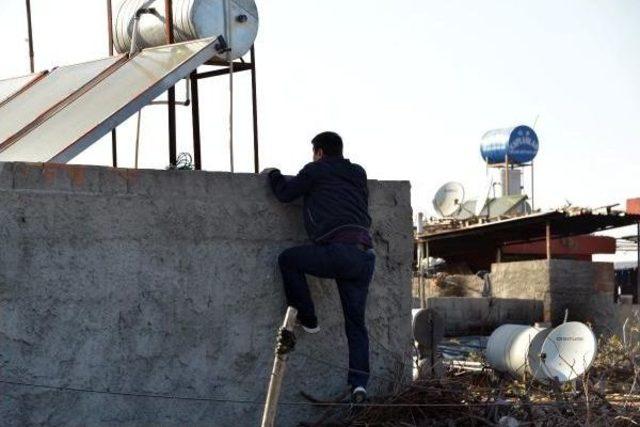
[486,324,543,378]
[113,0,259,60]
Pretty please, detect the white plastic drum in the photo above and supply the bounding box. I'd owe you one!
[486,324,543,378]
[527,322,597,382]
[113,0,259,60]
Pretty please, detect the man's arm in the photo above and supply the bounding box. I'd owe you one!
[268,165,314,203]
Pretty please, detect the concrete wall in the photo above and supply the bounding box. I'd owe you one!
[426,297,543,336]
[491,260,620,333]
[0,162,413,426]
[425,274,485,298]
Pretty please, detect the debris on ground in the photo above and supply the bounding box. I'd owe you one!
[303,316,640,426]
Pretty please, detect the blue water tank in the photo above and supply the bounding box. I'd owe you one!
[480,125,539,165]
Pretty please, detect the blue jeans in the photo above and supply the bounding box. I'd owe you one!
[278,243,376,388]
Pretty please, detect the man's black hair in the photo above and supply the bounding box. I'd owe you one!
[312,131,343,157]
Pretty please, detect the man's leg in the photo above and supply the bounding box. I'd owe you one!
[278,244,336,328]
[335,249,376,389]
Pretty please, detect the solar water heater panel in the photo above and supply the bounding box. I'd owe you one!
[0,73,44,105]
[0,57,125,144]
[0,37,220,163]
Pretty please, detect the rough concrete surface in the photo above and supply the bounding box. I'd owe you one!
[491,260,622,334]
[0,162,413,426]
[426,297,543,336]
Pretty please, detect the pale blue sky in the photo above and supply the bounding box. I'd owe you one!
[0,1,639,231]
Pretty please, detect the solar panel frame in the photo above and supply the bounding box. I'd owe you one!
[0,37,221,164]
[0,72,48,108]
[0,56,127,147]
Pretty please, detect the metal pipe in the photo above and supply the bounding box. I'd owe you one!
[124,8,157,169]
[505,156,510,196]
[164,0,177,166]
[224,0,235,173]
[25,0,35,73]
[107,0,117,166]
[531,160,535,211]
[229,60,235,173]
[164,0,175,44]
[416,242,423,309]
[637,222,639,304]
[149,78,190,106]
[129,13,142,56]
[167,91,177,166]
[190,71,202,170]
[135,110,142,168]
[111,131,118,167]
[260,306,298,427]
[546,222,551,261]
[107,0,114,55]
[194,63,253,79]
[423,243,430,308]
[250,46,260,173]
[129,8,158,56]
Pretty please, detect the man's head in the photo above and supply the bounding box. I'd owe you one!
[312,131,343,161]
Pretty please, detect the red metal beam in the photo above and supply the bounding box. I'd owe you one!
[503,235,616,257]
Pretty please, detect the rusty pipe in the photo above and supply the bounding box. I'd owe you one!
[107,0,118,167]
[164,0,175,44]
[107,0,114,56]
[164,0,177,166]
[250,46,259,173]
[25,0,35,72]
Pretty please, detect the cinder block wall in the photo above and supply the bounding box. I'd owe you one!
[0,162,413,426]
[491,260,616,332]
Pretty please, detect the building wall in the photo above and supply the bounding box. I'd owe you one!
[490,260,617,333]
[426,297,543,336]
[0,162,413,426]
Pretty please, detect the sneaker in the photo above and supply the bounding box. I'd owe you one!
[351,386,367,404]
[297,320,321,334]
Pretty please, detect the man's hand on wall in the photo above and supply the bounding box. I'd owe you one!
[260,168,277,175]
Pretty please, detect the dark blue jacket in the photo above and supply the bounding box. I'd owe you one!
[268,157,372,243]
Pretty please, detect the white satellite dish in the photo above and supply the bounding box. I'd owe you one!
[433,182,465,217]
[527,322,597,383]
[475,177,494,217]
[487,321,597,383]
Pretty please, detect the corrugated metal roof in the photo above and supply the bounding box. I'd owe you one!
[418,210,640,258]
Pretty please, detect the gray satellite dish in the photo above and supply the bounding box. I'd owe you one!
[433,182,465,217]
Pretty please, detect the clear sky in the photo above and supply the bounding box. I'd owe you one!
[0,0,639,258]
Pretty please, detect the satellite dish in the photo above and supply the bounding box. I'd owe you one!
[475,177,494,217]
[433,182,465,217]
[527,322,597,382]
